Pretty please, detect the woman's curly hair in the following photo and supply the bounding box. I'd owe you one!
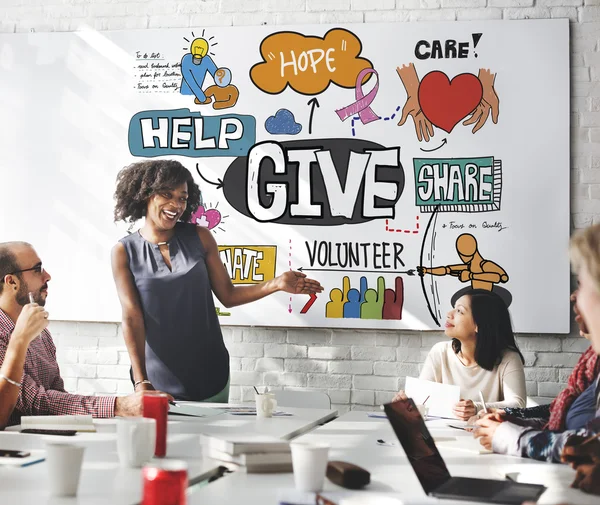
[113,160,201,225]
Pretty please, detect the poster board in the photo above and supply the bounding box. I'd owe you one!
[0,19,570,332]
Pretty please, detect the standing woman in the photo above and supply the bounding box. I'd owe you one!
[111,160,322,402]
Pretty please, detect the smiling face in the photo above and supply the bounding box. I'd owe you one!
[146,182,189,231]
[444,294,478,342]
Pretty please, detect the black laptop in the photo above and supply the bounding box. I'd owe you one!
[383,399,546,504]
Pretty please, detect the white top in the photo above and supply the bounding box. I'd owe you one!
[419,341,526,410]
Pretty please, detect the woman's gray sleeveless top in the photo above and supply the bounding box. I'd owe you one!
[119,222,229,400]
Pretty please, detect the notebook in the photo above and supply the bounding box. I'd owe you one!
[200,433,290,456]
[20,415,96,432]
[168,403,224,418]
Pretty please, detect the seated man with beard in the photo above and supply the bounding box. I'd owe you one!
[0,241,170,426]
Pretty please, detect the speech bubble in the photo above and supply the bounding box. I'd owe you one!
[250,28,373,95]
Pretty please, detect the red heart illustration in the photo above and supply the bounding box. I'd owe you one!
[418,71,483,134]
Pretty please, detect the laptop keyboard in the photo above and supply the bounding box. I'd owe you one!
[439,477,508,497]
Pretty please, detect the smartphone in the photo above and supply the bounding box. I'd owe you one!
[21,429,76,436]
[0,449,30,458]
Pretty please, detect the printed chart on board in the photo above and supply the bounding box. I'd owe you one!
[0,20,570,331]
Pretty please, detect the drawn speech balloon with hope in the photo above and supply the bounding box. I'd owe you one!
[250,29,374,95]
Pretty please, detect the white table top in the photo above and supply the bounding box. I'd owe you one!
[0,403,338,504]
[186,411,600,505]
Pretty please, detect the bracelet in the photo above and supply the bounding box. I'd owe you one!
[0,373,22,388]
[134,380,152,389]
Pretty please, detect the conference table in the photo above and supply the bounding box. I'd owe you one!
[186,411,600,505]
[0,405,597,505]
[0,403,337,505]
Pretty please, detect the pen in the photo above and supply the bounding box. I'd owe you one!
[169,400,179,407]
[478,391,488,414]
[580,432,600,446]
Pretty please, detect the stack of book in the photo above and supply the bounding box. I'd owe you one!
[200,434,292,473]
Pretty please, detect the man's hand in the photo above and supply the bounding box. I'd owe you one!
[12,302,49,345]
[392,390,408,403]
[562,435,600,468]
[114,391,174,417]
[571,463,600,495]
[453,399,476,420]
[473,412,504,450]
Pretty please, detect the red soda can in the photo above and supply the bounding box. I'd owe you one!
[142,392,169,457]
[141,460,188,505]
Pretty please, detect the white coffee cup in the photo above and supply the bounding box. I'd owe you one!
[255,393,277,418]
[290,442,330,492]
[45,442,85,496]
[117,417,156,468]
[417,404,429,420]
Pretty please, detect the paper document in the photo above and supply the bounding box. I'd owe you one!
[20,415,95,432]
[405,377,460,419]
[168,403,225,418]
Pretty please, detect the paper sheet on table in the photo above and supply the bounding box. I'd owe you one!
[405,377,460,419]
[168,404,225,418]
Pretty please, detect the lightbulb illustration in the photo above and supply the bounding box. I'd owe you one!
[191,38,209,64]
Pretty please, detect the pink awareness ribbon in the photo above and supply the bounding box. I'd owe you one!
[335,68,380,125]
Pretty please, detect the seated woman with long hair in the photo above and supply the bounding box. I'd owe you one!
[394,289,526,420]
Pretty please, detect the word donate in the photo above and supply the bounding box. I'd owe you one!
[218,245,276,284]
[414,156,502,213]
[128,109,256,158]
[250,29,373,95]
[218,139,404,226]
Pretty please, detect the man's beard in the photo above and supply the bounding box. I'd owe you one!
[16,283,45,307]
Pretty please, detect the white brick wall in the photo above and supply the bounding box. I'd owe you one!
[3,0,597,413]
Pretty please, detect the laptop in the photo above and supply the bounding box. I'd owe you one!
[383,399,546,504]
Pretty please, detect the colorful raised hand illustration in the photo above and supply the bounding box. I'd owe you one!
[326,275,404,320]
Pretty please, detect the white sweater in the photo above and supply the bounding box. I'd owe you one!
[419,341,527,411]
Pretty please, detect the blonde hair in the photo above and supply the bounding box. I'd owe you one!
[570,224,600,292]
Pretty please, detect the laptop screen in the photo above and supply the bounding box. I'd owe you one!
[384,399,452,494]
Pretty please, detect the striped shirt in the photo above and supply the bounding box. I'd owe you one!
[0,309,115,426]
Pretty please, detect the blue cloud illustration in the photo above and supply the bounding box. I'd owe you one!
[265,109,302,135]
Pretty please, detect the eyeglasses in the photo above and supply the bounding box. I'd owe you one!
[1,263,44,282]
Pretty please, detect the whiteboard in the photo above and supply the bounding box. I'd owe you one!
[0,19,570,332]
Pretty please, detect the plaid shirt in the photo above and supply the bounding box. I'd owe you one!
[0,309,115,426]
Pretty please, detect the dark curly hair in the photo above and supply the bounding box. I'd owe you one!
[451,289,524,371]
[113,160,201,225]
